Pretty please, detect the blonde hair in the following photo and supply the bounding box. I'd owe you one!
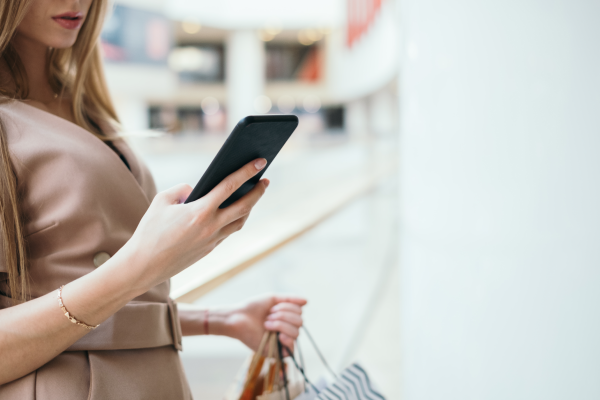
[0,0,119,302]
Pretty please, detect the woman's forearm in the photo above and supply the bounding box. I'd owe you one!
[0,246,147,385]
[178,307,235,337]
[0,163,269,385]
[177,295,307,353]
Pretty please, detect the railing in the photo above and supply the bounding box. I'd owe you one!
[170,159,395,303]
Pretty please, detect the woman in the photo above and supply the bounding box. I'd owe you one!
[0,0,306,398]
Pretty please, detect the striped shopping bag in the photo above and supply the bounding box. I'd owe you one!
[314,363,385,400]
[287,328,387,400]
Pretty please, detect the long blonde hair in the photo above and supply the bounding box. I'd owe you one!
[0,0,119,302]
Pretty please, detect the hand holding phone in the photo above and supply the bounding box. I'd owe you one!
[185,115,298,207]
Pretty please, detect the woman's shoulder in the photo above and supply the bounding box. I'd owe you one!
[0,99,23,121]
[0,100,32,144]
[0,99,53,136]
[0,98,36,116]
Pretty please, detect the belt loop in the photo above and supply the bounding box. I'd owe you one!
[167,298,183,351]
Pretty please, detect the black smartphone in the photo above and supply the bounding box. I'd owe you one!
[184,115,299,208]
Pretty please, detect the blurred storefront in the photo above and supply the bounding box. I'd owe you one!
[102,0,398,139]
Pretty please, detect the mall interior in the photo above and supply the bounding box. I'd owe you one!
[102,0,600,399]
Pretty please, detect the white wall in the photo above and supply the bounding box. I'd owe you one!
[397,0,600,399]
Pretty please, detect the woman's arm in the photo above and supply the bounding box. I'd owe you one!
[178,295,307,351]
[0,248,147,385]
[0,159,268,385]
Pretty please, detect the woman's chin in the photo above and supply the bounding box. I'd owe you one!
[14,29,78,51]
[46,35,79,49]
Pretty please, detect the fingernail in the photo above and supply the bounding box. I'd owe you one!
[255,158,267,170]
[264,179,270,188]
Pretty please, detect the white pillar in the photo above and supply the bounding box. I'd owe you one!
[226,30,265,131]
[398,0,600,399]
[344,98,369,140]
[367,89,397,137]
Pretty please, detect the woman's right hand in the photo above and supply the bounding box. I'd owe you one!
[124,158,269,291]
[0,160,269,387]
[0,159,269,386]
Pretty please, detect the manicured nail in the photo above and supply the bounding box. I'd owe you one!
[255,158,267,170]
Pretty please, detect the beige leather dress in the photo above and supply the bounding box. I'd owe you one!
[0,101,192,399]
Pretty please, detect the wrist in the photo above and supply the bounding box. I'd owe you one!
[58,248,150,327]
[208,307,236,336]
[179,307,237,337]
[109,239,155,298]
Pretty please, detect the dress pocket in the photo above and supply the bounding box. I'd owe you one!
[34,352,91,400]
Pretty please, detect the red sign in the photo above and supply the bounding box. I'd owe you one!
[347,0,382,47]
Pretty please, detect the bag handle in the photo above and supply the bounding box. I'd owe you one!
[240,331,292,400]
[264,333,281,393]
[240,331,271,399]
[277,335,291,400]
[241,328,330,400]
[278,325,339,396]
[301,326,337,379]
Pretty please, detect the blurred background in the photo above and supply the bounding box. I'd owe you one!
[102,0,600,399]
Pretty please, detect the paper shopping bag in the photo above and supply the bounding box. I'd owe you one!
[225,331,305,400]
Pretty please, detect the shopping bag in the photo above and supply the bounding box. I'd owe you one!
[282,328,386,400]
[225,331,305,400]
[289,377,327,400]
[314,363,384,400]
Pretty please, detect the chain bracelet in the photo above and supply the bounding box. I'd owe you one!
[57,285,99,330]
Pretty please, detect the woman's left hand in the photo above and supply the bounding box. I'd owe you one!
[225,294,307,352]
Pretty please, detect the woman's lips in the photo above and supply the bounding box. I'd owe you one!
[52,12,83,30]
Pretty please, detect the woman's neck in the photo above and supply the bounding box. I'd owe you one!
[9,33,75,123]
[12,33,56,104]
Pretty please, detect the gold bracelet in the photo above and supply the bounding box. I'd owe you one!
[57,285,99,330]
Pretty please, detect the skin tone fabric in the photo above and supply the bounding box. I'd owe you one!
[0,100,192,399]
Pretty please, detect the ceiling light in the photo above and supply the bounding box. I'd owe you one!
[277,95,295,114]
[182,21,201,34]
[254,95,272,114]
[201,97,220,116]
[168,47,203,72]
[258,31,275,42]
[303,95,321,113]
[298,31,314,46]
[265,25,282,36]
[305,29,322,42]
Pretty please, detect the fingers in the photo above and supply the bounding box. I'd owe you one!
[217,179,269,225]
[202,159,267,208]
[156,183,193,205]
[264,299,304,348]
[267,311,302,327]
[278,333,296,352]
[218,214,249,237]
[264,319,299,341]
[270,303,303,315]
[272,295,307,307]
